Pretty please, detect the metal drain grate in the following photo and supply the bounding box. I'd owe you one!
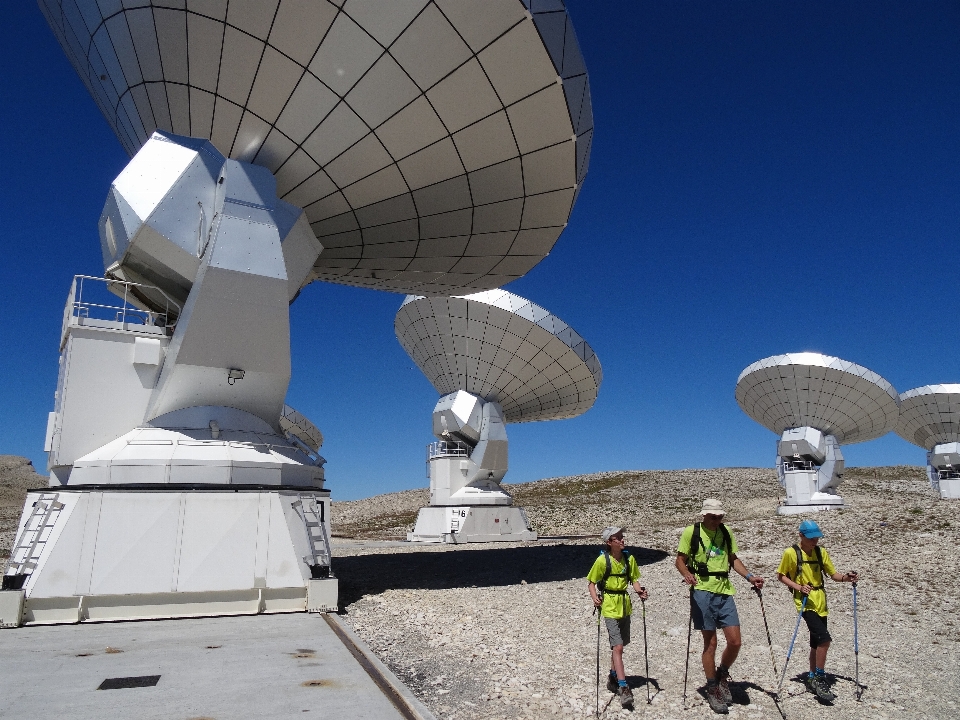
[97,675,161,690]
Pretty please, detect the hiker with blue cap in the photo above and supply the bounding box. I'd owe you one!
[776,519,859,702]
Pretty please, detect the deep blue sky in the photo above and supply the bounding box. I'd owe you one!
[2,2,958,499]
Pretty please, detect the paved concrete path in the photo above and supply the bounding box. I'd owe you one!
[0,612,428,720]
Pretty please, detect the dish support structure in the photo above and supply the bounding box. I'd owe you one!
[408,391,536,543]
[2,134,337,627]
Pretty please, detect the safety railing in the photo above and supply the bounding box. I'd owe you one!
[780,459,816,473]
[425,440,471,479]
[427,440,471,460]
[62,275,180,345]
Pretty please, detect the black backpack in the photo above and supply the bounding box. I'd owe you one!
[685,522,732,579]
[788,544,825,591]
[597,549,632,596]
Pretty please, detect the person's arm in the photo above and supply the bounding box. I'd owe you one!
[729,553,764,589]
[824,551,857,583]
[628,557,648,599]
[777,571,811,595]
[588,581,601,607]
[829,570,858,583]
[675,553,697,585]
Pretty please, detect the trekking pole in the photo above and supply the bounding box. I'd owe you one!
[682,586,693,706]
[753,587,781,685]
[594,605,601,718]
[777,594,808,694]
[640,589,651,704]
[754,588,788,719]
[853,580,861,701]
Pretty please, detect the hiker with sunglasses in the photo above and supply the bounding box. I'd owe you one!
[587,526,648,709]
[676,499,764,714]
[776,519,858,702]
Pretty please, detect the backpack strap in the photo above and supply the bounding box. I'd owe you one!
[719,523,733,571]
[689,522,730,579]
[599,550,611,595]
[598,549,630,595]
[791,544,825,590]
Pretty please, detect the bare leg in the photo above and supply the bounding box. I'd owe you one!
[815,641,830,670]
[701,630,718,679]
[611,645,626,680]
[809,647,816,673]
[719,625,742,669]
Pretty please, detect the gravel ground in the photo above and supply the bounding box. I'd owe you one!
[331,466,960,720]
[2,460,957,718]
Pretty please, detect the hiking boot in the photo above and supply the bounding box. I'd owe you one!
[808,674,836,702]
[619,685,634,709]
[606,675,619,694]
[705,683,729,714]
[715,666,733,704]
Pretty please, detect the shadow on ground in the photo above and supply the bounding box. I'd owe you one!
[336,543,668,606]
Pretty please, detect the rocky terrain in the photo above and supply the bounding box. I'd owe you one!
[2,459,957,718]
[0,456,46,561]
[331,466,960,719]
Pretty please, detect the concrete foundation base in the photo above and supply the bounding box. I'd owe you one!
[4,488,334,626]
[0,590,25,628]
[777,500,846,516]
[407,505,536,543]
[939,478,960,499]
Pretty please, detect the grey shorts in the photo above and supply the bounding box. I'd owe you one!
[604,616,631,648]
[691,589,740,631]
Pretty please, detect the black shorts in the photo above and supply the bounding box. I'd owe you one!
[803,611,831,647]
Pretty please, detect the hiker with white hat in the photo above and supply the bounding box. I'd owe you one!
[676,499,764,714]
[776,519,858,702]
[587,526,649,710]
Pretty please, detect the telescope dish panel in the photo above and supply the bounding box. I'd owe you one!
[396,289,602,423]
[280,404,324,453]
[40,0,593,296]
[735,353,899,445]
[895,384,960,450]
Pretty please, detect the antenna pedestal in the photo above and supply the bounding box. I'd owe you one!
[777,471,845,514]
[927,445,960,499]
[2,136,337,625]
[408,392,536,543]
[776,428,846,514]
[407,506,536,544]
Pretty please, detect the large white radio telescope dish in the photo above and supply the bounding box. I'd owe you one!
[40,0,594,296]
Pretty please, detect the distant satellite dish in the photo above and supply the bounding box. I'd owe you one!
[397,289,601,542]
[39,0,593,296]
[736,352,899,514]
[896,385,960,500]
[895,384,960,450]
[396,289,602,423]
[736,352,899,445]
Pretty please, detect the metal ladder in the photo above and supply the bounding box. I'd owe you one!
[4,493,64,577]
[293,495,333,576]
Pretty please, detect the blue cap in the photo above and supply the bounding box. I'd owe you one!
[798,520,823,538]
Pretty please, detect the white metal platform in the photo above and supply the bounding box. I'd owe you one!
[0,612,435,720]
